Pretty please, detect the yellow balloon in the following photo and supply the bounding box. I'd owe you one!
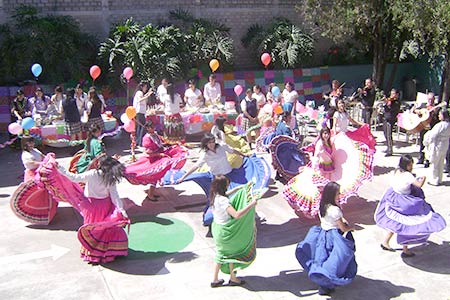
[125,106,137,119]
[209,59,220,72]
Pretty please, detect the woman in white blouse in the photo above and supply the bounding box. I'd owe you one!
[184,79,203,110]
[178,133,246,182]
[162,83,185,144]
[21,135,44,182]
[58,156,129,263]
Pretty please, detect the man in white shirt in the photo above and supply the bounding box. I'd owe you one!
[204,74,222,106]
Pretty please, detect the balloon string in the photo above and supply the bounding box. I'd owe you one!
[0,137,18,150]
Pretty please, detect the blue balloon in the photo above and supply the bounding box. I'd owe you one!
[31,63,42,78]
[22,117,35,130]
[272,86,280,97]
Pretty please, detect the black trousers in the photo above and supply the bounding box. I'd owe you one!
[362,107,373,124]
[383,121,394,154]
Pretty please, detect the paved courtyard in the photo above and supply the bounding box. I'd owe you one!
[0,129,449,300]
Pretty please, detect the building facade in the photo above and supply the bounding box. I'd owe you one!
[1,0,330,68]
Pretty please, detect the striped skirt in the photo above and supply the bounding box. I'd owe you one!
[78,197,128,263]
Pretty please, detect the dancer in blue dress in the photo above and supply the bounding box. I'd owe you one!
[295,182,357,296]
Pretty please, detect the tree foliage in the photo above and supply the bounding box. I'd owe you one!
[0,5,97,85]
[241,17,314,68]
[99,11,234,85]
[391,0,450,101]
[301,0,410,89]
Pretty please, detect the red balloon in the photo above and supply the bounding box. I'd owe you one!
[90,65,101,81]
[261,53,271,67]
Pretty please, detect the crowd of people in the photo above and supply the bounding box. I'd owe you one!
[9,74,450,296]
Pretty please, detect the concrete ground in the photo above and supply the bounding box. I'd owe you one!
[0,129,449,300]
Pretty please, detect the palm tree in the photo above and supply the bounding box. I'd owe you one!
[170,9,234,68]
[242,17,314,68]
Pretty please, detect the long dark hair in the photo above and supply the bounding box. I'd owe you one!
[200,133,217,152]
[88,88,101,106]
[319,181,340,217]
[86,124,102,153]
[209,175,230,207]
[166,83,175,104]
[215,116,226,132]
[21,135,35,152]
[319,126,331,148]
[136,81,149,93]
[97,156,125,187]
[398,154,414,173]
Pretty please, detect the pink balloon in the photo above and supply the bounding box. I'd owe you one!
[123,67,133,81]
[261,53,271,67]
[123,120,135,133]
[90,65,101,81]
[8,122,22,135]
[234,85,243,96]
[296,102,308,113]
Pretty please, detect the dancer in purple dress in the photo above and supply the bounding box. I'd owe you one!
[375,154,446,257]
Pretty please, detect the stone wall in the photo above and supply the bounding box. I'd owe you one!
[1,0,330,68]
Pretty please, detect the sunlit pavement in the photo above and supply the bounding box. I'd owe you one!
[0,129,449,300]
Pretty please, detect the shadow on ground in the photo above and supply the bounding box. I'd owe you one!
[241,270,415,299]
[402,241,450,274]
[102,251,199,275]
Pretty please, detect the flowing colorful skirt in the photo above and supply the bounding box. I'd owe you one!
[224,130,252,169]
[78,197,129,263]
[10,179,58,225]
[255,127,276,153]
[296,226,357,289]
[33,154,129,263]
[164,113,185,144]
[283,132,374,218]
[270,135,310,182]
[124,145,188,185]
[212,183,257,273]
[374,186,446,245]
[163,155,271,225]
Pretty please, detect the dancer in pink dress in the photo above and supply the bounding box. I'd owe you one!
[55,156,129,263]
[124,121,188,201]
[313,127,335,180]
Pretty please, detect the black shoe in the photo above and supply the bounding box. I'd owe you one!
[318,286,334,295]
[228,279,246,286]
[417,158,424,164]
[385,153,393,157]
[380,244,396,252]
[210,279,225,288]
[423,160,430,168]
[401,252,415,258]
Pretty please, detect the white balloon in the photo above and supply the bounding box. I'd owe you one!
[120,113,130,124]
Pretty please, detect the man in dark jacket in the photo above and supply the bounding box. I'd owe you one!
[382,89,401,156]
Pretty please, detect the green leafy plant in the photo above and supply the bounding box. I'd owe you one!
[241,17,314,68]
[0,4,97,85]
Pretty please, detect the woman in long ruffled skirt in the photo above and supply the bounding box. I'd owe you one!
[375,154,446,257]
[295,182,357,296]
